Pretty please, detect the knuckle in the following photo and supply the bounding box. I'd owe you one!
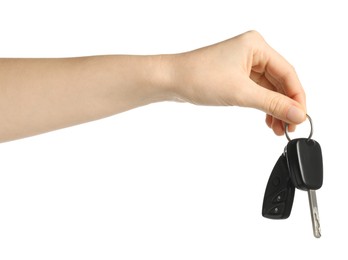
[243,30,264,42]
[266,95,284,116]
[236,30,266,52]
[279,65,297,86]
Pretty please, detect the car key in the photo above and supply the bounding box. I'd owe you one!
[285,116,323,238]
[285,137,323,238]
[262,154,295,219]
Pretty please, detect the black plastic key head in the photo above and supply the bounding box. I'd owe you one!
[286,138,323,191]
[262,154,295,219]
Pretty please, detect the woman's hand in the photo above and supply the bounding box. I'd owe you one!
[168,30,306,135]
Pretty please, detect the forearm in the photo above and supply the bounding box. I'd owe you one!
[0,55,173,142]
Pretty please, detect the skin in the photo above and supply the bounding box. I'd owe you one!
[0,31,306,143]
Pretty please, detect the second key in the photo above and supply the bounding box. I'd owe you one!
[285,137,323,238]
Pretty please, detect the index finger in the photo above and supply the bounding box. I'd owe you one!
[258,42,307,109]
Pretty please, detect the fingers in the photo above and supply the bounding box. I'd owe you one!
[257,40,306,109]
[243,77,306,125]
[249,70,304,134]
[261,49,307,133]
[265,114,296,136]
[245,31,307,134]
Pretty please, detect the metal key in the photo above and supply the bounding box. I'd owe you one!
[308,190,321,238]
[285,116,323,238]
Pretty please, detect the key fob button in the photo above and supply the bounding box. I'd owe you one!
[268,204,285,217]
[272,189,288,203]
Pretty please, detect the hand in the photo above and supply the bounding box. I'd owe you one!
[168,30,306,135]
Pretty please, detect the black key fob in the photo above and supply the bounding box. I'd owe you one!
[262,154,295,219]
[286,138,323,191]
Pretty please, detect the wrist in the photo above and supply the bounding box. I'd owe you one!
[145,54,176,103]
[148,53,189,104]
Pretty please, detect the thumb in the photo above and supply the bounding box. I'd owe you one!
[244,81,306,124]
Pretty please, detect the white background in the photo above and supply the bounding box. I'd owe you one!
[0,0,346,259]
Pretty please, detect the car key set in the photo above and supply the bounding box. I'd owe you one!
[262,115,323,238]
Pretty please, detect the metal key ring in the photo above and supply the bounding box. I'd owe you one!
[285,114,313,141]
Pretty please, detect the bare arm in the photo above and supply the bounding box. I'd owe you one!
[0,55,172,142]
[0,31,306,143]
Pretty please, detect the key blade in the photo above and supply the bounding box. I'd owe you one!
[308,190,321,238]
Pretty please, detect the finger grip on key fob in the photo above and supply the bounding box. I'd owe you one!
[285,114,313,142]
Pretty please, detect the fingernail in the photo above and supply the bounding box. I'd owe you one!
[286,106,306,123]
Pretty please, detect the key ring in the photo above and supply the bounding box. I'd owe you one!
[285,114,313,141]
